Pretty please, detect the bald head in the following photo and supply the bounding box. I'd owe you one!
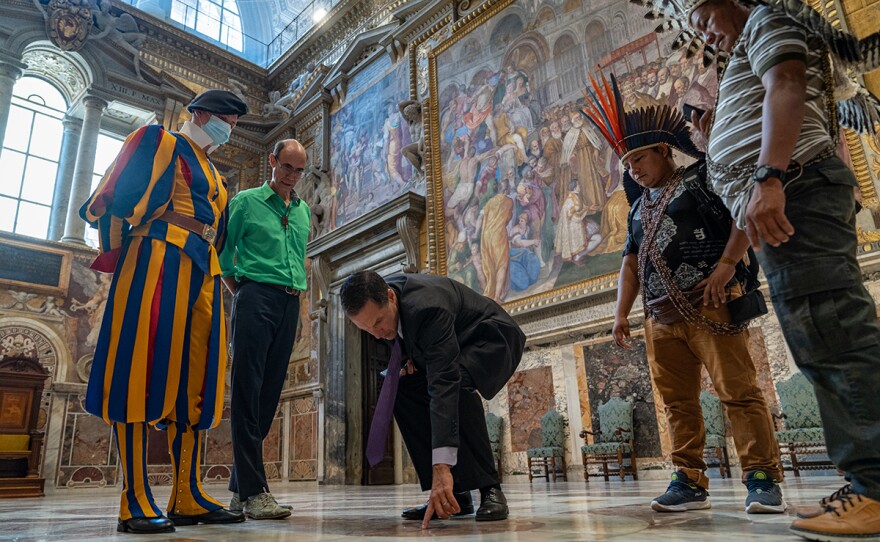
[272,139,306,163]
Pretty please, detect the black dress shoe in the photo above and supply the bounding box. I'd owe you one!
[117,516,176,534]
[476,487,508,522]
[401,490,474,520]
[168,508,246,525]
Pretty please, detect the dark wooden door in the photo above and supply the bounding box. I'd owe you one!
[362,333,395,485]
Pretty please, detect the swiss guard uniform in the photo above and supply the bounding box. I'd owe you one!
[80,90,247,534]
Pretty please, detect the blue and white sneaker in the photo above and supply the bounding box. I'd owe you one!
[651,471,711,512]
[745,470,786,513]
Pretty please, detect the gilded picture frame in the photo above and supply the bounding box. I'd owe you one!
[424,0,880,314]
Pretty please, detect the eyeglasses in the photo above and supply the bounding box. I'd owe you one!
[273,155,305,177]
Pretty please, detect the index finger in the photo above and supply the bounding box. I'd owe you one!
[421,501,435,529]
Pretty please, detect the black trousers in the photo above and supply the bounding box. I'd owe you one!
[228,280,300,500]
[394,366,499,493]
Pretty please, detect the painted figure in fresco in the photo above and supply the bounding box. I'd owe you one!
[448,232,481,291]
[79,90,247,534]
[514,181,546,243]
[554,181,602,262]
[383,102,406,186]
[341,271,524,528]
[509,212,542,291]
[220,139,310,520]
[479,178,515,302]
[581,75,786,517]
[474,155,500,204]
[681,0,880,537]
[561,113,608,213]
[69,272,112,348]
[448,146,500,217]
[589,177,630,255]
[493,101,528,166]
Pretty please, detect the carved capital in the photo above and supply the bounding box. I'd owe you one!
[81,94,108,112]
[61,115,83,133]
[0,60,26,83]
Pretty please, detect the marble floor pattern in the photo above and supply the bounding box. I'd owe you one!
[0,475,846,541]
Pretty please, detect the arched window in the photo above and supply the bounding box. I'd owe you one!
[585,20,611,64]
[171,0,243,51]
[553,34,582,99]
[0,76,66,239]
[84,133,125,248]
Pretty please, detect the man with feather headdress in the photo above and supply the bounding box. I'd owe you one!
[630,0,880,537]
[581,73,785,516]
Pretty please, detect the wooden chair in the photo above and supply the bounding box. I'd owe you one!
[700,390,732,478]
[0,356,50,497]
[580,397,638,482]
[526,409,567,482]
[485,412,503,482]
[774,372,834,476]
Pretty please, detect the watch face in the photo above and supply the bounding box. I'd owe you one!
[754,165,783,183]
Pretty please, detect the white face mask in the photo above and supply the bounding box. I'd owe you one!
[202,116,232,146]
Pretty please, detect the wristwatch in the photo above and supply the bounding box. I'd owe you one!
[752,164,786,184]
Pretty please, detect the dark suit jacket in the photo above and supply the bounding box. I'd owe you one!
[386,273,525,450]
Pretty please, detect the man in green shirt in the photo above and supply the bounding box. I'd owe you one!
[219,139,310,520]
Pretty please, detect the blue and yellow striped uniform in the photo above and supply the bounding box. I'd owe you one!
[80,124,228,519]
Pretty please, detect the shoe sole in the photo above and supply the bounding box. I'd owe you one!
[117,522,176,533]
[651,499,712,512]
[245,510,292,520]
[789,526,880,542]
[169,515,247,526]
[475,512,508,522]
[746,502,786,514]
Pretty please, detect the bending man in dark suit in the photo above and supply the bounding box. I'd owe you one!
[341,271,525,528]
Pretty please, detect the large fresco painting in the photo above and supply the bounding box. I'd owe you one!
[428,0,717,304]
[327,56,422,231]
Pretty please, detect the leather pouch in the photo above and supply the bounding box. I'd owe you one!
[726,288,768,325]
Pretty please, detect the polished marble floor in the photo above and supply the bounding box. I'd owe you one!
[0,475,846,541]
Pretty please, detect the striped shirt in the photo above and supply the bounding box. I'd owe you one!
[707,6,833,228]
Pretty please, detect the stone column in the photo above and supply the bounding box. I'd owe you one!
[48,116,82,241]
[62,95,106,245]
[0,59,26,155]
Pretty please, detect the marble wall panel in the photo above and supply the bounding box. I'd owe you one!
[506,367,556,452]
[56,395,117,488]
[289,395,318,481]
[205,413,234,466]
[580,336,662,459]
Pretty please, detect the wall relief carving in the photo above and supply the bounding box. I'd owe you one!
[0,324,59,384]
[398,99,425,173]
[21,46,88,100]
[87,0,146,80]
[32,0,93,52]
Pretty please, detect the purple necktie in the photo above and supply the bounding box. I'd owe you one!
[366,338,403,467]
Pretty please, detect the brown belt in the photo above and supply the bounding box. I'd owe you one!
[158,210,217,245]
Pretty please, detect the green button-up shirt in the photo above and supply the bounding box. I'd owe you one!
[219,181,310,290]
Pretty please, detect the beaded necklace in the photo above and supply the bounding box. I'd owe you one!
[637,167,748,335]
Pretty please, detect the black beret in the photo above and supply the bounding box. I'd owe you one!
[187,89,248,116]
